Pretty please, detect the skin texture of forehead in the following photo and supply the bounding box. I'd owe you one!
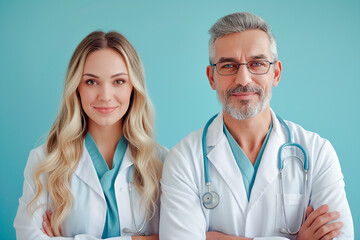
[83,48,128,77]
[213,30,272,62]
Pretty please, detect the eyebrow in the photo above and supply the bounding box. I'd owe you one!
[249,54,269,60]
[218,57,238,63]
[82,73,128,78]
[110,73,128,78]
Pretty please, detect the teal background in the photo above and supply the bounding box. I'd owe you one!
[1,0,359,239]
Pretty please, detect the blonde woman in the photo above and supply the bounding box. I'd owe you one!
[14,31,166,240]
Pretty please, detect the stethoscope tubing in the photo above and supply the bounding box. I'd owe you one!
[122,165,147,235]
[202,114,218,184]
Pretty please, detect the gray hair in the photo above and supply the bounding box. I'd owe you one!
[208,12,278,63]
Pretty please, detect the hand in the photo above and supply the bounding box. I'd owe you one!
[296,204,343,240]
[132,234,159,240]
[42,210,55,237]
[206,231,252,240]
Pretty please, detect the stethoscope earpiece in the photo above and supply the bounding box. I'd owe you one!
[202,191,220,209]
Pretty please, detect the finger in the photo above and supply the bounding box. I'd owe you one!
[46,210,52,224]
[306,206,314,219]
[42,213,54,237]
[320,229,342,240]
[43,213,51,226]
[46,209,52,218]
[311,211,341,234]
[42,219,54,237]
[302,204,329,228]
[315,221,343,240]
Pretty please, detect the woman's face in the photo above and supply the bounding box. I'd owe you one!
[78,48,133,130]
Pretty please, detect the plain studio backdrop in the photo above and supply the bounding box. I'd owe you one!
[1,0,359,239]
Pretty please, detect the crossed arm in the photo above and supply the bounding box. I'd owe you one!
[41,210,159,240]
[205,205,342,240]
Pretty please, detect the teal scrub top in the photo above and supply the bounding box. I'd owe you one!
[85,132,127,238]
[223,122,273,200]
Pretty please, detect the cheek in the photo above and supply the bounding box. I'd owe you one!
[78,88,94,108]
[116,87,133,105]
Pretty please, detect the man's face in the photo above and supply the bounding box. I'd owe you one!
[207,30,282,120]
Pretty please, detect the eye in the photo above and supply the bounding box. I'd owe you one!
[220,62,238,69]
[85,79,97,86]
[249,61,266,67]
[114,79,125,85]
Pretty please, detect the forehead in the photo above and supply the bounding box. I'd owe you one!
[83,48,128,74]
[213,29,272,62]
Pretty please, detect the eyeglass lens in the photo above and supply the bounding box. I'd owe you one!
[216,61,271,75]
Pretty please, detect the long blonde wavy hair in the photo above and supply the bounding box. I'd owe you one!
[28,31,163,236]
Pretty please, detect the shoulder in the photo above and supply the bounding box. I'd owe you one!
[163,128,203,173]
[155,144,169,163]
[283,119,329,148]
[25,144,47,172]
[282,119,338,165]
[22,144,48,184]
[169,129,203,159]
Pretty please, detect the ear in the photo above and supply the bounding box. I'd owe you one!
[272,60,282,87]
[207,65,217,90]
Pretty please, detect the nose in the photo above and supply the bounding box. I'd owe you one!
[98,84,112,102]
[234,64,252,86]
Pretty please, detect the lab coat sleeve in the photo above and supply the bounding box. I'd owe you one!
[160,147,207,240]
[13,148,132,240]
[309,140,354,239]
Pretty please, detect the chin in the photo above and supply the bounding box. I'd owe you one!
[94,119,121,128]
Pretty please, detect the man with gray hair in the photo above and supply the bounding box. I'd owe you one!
[160,12,353,240]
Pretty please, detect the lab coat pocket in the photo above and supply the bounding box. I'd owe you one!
[276,193,304,237]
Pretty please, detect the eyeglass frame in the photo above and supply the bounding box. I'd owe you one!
[210,60,276,76]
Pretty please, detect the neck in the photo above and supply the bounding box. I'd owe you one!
[223,106,272,164]
[87,120,123,168]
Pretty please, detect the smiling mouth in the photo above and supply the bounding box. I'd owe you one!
[231,92,257,100]
[94,106,118,114]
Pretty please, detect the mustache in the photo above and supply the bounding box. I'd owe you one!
[226,84,263,96]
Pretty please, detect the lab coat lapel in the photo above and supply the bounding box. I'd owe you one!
[119,147,133,172]
[207,112,248,215]
[114,146,133,186]
[75,143,104,197]
[248,110,286,209]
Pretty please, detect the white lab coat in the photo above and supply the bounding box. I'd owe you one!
[14,142,167,240]
[160,110,353,240]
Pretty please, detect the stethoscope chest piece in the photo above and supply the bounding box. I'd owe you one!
[202,191,220,209]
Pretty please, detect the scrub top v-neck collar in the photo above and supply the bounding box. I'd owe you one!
[85,132,127,238]
[223,121,273,200]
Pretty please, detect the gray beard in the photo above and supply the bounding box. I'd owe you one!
[223,95,270,120]
[217,84,272,120]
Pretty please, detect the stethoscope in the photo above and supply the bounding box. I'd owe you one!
[122,165,147,236]
[201,114,309,235]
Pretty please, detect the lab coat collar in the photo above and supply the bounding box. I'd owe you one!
[206,111,225,147]
[120,146,134,171]
[75,142,134,197]
[248,109,287,209]
[75,143,104,197]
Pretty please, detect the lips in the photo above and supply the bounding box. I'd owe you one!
[94,106,118,114]
[231,92,257,100]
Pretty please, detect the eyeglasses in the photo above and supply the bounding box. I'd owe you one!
[211,60,275,76]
